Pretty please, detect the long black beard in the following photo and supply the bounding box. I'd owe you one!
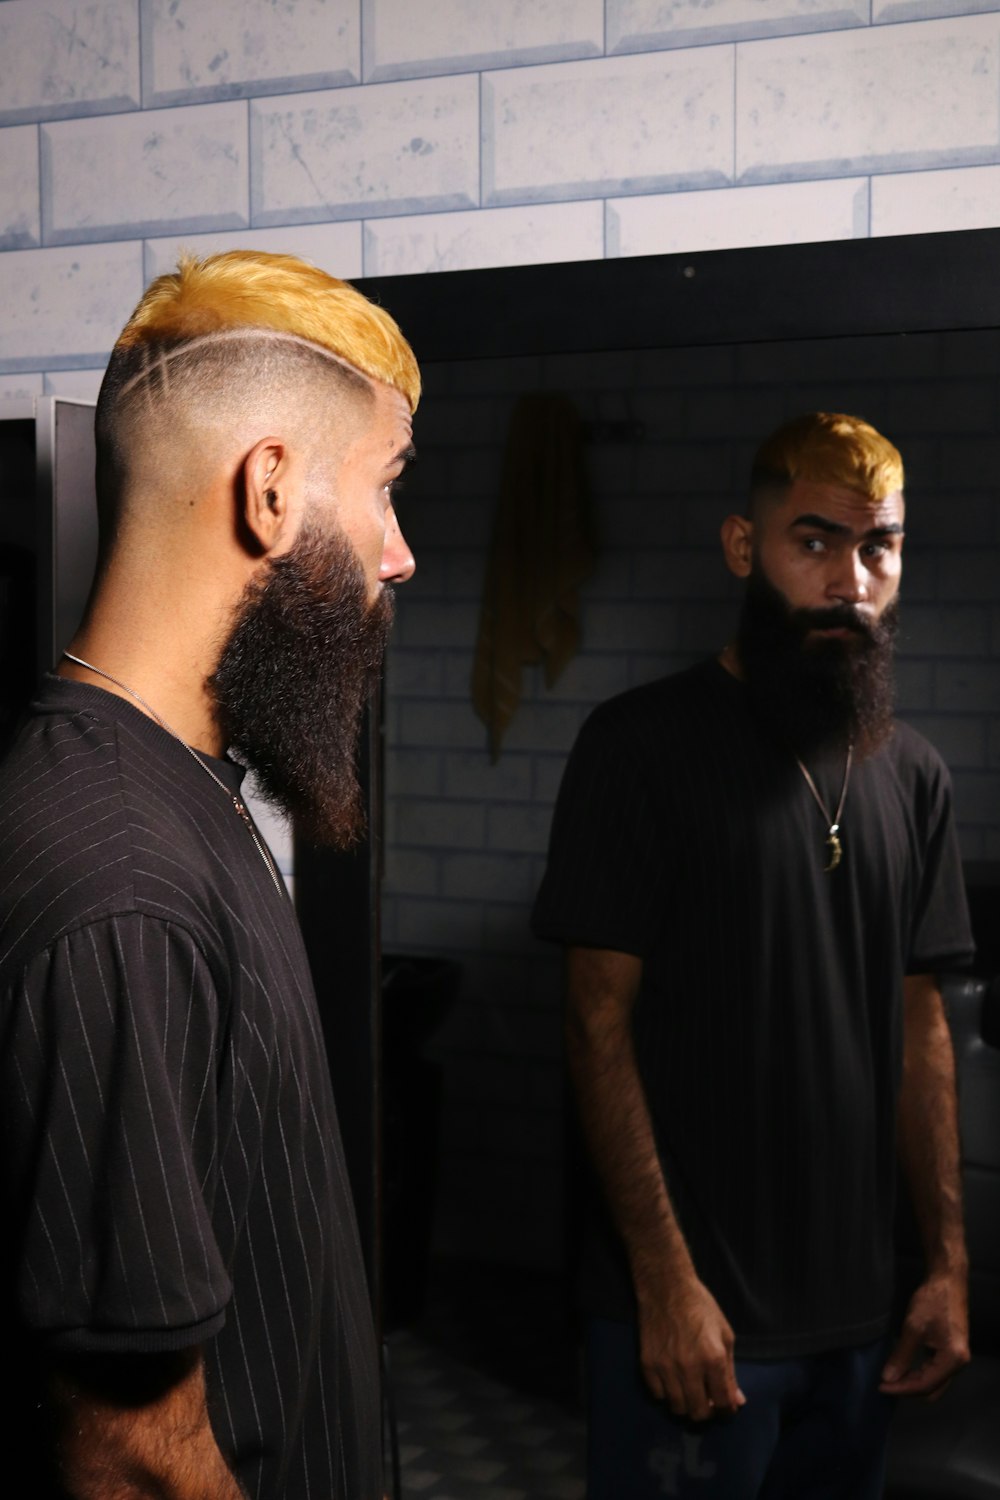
[737,568,898,759]
[209,522,394,848]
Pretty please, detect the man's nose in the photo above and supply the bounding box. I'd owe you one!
[380,506,416,584]
[827,549,868,604]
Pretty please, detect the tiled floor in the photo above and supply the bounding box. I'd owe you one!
[384,1260,587,1500]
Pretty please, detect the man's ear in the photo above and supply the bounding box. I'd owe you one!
[242,437,292,555]
[721,513,754,579]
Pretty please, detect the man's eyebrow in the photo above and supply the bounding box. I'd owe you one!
[790,512,904,538]
[387,444,417,470]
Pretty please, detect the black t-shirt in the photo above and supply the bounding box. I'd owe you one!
[532,659,974,1357]
[0,677,381,1498]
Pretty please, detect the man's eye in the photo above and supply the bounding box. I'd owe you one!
[863,541,887,558]
[803,537,825,552]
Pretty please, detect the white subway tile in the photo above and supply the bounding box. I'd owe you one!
[875,0,1000,21]
[363,200,603,275]
[41,103,249,245]
[737,14,1000,182]
[0,0,140,125]
[0,372,43,406]
[608,177,868,255]
[251,76,479,225]
[609,0,867,51]
[872,165,1000,237]
[144,221,363,283]
[483,49,734,206]
[0,242,143,371]
[43,369,106,400]
[0,125,40,249]
[363,0,603,82]
[142,0,359,108]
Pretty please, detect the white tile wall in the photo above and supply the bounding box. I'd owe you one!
[0,372,43,405]
[484,48,735,205]
[0,242,143,371]
[609,0,868,51]
[872,165,1000,237]
[0,125,40,249]
[42,103,250,244]
[608,177,868,255]
[363,200,604,274]
[43,370,106,399]
[363,0,604,82]
[250,76,479,224]
[0,0,140,125]
[144,221,364,281]
[875,0,1000,20]
[737,14,1000,182]
[142,0,360,108]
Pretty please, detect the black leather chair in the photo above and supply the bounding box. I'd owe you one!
[885,973,1000,1499]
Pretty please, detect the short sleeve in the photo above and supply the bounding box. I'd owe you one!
[907,760,975,975]
[0,914,232,1352]
[531,707,665,955]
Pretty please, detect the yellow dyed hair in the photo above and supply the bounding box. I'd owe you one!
[750,412,903,511]
[114,249,420,410]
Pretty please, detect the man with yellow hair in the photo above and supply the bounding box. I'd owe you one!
[0,251,419,1498]
[534,413,974,1498]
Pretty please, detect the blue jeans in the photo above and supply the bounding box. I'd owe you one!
[586,1318,894,1499]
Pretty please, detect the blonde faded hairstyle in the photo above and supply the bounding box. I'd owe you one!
[113,249,420,409]
[749,412,904,515]
[94,250,419,547]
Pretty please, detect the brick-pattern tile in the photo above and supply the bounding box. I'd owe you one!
[737,13,1000,182]
[0,0,140,126]
[872,164,1000,238]
[363,0,604,83]
[483,49,735,206]
[364,201,604,276]
[144,221,363,282]
[608,177,868,257]
[142,0,359,108]
[251,76,479,226]
[609,0,868,52]
[0,242,143,371]
[0,124,40,250]
[42,103,249,244]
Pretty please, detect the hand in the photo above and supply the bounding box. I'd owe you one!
[637,1277,746,1422]
[879,1271,970,1400]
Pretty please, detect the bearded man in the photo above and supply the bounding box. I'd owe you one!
[0,250,418,1499]
[532,412,975,1499]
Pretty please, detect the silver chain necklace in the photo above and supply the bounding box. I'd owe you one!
[795,743,853,873]
[62,651,284,895]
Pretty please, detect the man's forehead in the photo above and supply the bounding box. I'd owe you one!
[782,478,905,527]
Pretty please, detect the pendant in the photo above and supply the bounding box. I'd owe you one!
[825,826,842,873]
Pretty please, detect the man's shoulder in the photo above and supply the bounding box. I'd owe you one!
[878,717,951,787]
[0,691,224,979]
[580,658,733,747]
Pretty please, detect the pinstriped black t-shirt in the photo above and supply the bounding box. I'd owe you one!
[533,659,974,1357]
[0,676,380,1499]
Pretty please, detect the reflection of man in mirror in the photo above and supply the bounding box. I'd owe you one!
[0,251,418,1499]
[533,413,974,1499]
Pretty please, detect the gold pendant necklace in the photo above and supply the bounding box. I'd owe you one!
[795,743,853,873]
[62,651,284,895]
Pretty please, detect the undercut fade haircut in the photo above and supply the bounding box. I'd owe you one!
[749,412,904,516]
[111,249,420,409]
[94,249,419,547]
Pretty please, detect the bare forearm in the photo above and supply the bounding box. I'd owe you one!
[565,949,693,1297]
[898,974,967,1276]
[49,1350,246,1500]
[565,947,743,1417]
